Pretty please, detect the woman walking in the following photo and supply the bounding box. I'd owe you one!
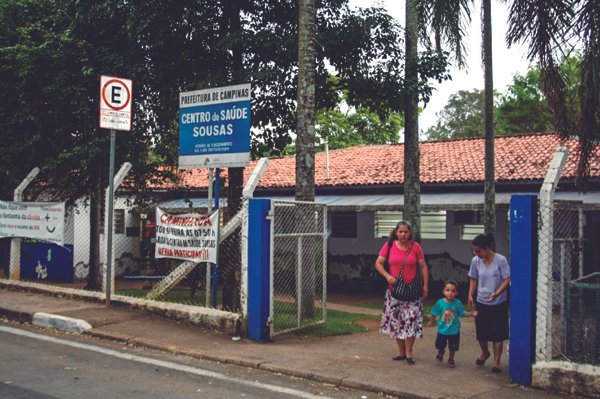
[468,233,510,373]
[374,220,429,365]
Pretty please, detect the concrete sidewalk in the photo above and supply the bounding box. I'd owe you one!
[0,286,567,399]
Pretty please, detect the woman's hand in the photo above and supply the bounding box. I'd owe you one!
[386,276,397,285]
[467,295,474,309]
[483,292,499,302]
[422,285,429,300]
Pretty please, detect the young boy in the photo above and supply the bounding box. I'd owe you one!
[428,280,477,368]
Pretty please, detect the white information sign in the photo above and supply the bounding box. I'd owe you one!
[0,201,65,246]
[99,75,133,131]
[154,208,219,263]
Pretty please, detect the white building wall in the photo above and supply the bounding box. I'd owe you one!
[327,210,510,293]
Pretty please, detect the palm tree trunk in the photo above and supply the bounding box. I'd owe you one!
[295,0,316,203]
[296,0,316,319]
[482,0,496,237]
[404,0,421,241]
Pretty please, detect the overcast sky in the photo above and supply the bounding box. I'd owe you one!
[348,0,532,132]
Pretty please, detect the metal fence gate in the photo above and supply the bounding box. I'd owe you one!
[269,200,327,337]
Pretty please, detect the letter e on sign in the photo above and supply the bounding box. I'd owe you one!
[99,75,133,131]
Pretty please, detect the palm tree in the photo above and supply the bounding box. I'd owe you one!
[404,0,421,240]
[296,0,317,319]
[295,0,316,203]
[408,0,472,239]
[419,0,497,236]
[505,0,599,187]
[482,0,495,236]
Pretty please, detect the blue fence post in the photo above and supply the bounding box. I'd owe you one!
[247,198,271,342]
[509,194,537,385]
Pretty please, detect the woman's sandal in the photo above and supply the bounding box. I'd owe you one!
[392,355,407,361]
[491,367,502,373]
[447,359,456,368]
[475,352,491,366]
[406,357,416,365]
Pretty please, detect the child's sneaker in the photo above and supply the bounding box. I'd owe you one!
[447,359,456,368]
[436,352,444,363]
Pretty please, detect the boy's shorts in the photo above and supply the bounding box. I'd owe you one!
[435,332,460,352]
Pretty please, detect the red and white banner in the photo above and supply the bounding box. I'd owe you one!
[154,208,219,263]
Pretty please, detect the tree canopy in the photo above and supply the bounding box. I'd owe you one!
[424,58,581,141]
[0,0,455,198]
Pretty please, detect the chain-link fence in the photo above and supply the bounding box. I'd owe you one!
[566,272,600,365]
[0,177,114,296]
[112,198,244,313]
[0,167,246,317]
[270,200,327,337]
[537,200,592,363]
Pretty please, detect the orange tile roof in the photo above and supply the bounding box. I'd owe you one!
[156,133,600,190]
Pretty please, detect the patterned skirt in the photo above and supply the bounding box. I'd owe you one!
[380,289,424,339]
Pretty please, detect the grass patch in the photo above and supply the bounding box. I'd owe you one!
[352,302,383,310]
[296,309,379,337]
[272,301,378,337]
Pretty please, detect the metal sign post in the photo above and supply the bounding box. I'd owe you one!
[106,129,116,306]
[100,75,132,307]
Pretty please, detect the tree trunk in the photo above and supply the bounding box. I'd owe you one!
[296,0,316,320]
[295,0,316,203]
[85,176,103,291]
[222,0,244,312]
[403,0,421,241]
[482,0,496,238]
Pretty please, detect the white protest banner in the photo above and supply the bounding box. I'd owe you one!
[0,201,65,246]
[154,208,219,263]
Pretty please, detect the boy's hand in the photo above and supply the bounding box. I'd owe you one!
[472,310,478,317]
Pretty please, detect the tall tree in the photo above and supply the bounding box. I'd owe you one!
[0,0,162,289]
[482,0,495,236]
[495,68,555,135]
[295,0,317,203]
[404,0,421,240]
[506,0,599,187]
[295,0,317,319]
[408,0,472,238]
[425,89,488,140]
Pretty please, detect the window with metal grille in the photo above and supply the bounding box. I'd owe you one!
[331,212,357,238]
[421,211,446,239]
[374,210,447,239]
[454,211,484,240]
[461,224,484,240]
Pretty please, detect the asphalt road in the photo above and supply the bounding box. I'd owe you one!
[0,321,381,399]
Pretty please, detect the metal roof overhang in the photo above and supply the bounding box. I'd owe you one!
[158,191,600,211]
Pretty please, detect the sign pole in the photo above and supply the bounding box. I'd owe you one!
[206,169,213,307]
[99,75,132,306]
[106,129,116,306]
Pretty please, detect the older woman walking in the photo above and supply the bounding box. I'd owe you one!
[374,220,429,365]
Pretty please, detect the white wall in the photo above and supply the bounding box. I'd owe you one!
[327,210,510,291]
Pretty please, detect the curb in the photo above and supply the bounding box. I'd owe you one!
[32,312,92,333]
[0,307,34,323]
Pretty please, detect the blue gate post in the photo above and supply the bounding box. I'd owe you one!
[247,198,271,342]
[509,195,537,385]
